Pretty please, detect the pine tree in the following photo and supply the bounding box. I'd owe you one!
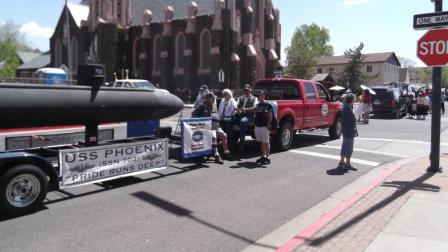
[342,43,366,93]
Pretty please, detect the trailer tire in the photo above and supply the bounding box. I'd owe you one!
[0,164,48,216]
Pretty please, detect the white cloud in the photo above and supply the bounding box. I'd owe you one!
[342,0,369,6]
[20,21,53,39]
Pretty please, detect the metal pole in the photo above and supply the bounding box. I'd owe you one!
[65,0,72,81]
[429,0,443,173]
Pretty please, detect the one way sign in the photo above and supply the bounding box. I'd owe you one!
[414,11,448,30]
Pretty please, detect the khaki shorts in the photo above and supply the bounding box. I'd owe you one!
[255,126,270,143]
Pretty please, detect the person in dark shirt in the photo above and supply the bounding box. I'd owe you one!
[251,90,272,164]
[234,84,258,151]
[339,93,357,171]
[192,92,231,164]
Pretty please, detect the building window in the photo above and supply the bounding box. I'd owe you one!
[133,37,140,75]
[367,65,373,73]
[251,0,259,33]
[199,29,211,71]
[70,38,78,74]
[95,0,100,18]
[175,32,185,70]
[317,68,322,74]
[153,35,162,73]
[329,68,334,73]
[55,39,63,67]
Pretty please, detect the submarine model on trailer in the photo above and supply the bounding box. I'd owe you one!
[0,65,184,130]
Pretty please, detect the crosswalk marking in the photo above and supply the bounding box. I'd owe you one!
[289,150,380,167]
[356,137,448,146]
[315,145,409,158]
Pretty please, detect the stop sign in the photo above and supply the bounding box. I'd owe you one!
[417,29,448,66]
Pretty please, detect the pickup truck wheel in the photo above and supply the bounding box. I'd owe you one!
[0,164,48,216]
[329,116,342,139]
[274,122,294,151]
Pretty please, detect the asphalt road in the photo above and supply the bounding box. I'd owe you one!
[1,107,447,252]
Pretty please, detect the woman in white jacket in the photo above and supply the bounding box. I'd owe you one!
[219,89,237,146]
[416,92,430,120]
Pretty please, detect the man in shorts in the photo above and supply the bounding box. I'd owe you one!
[252,90,273,164]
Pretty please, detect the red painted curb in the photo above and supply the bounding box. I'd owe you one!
[275,164,402,252]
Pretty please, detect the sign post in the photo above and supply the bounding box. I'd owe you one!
[415,0,444,173]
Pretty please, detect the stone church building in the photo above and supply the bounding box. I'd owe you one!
[50,0,282,94]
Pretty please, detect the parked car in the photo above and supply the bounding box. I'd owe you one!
[234,78,343,151]
[113,79,157,89]
[372,87,407,119]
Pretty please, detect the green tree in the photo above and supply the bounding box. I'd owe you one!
[0,39,20,77]
[285,23,334,79]
[341,43,366,92]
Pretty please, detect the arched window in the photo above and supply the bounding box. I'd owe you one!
[199,29,211,70]
[102,0,113,20]
[55,39,63,67]
[70,38,78,74]
[153,35,162,73]
[175,32,185,70]
[133,37,140,74]
[251,0,259,33]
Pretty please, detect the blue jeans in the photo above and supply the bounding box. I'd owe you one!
[239,114,255,142]
[222,117,233,144]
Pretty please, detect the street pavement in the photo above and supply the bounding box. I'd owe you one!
[0,107,447,252]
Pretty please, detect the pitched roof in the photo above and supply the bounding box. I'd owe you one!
[17,51,41,64]
[312,73,330,81]
[67,2,89,27]
[130,0,215,26]
[318,52,400,66]
[16,52,51,70]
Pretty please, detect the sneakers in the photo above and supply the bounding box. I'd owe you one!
[214,155,224,164]
[256,157,271,164]
[224,152,234,161]
[345,164,357,171]
[337,161,345,169]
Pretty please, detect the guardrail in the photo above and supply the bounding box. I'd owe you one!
[0,77,76,85]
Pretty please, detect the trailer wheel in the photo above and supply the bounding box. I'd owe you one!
[0,164,48,216]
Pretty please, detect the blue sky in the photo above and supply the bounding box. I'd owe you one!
[0,0,438,66]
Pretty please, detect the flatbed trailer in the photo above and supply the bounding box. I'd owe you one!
[0,136,169,216]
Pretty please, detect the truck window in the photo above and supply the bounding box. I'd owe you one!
[114,82,123,88]
[316,84,330,101]
[124,82,132,88]
[304,83,316,100]
[255,81,301,100]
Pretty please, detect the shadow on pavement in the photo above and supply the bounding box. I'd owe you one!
[326,167,347,176]
[306,171,440,247]
[229,161,267,169]
[132,191,277,250]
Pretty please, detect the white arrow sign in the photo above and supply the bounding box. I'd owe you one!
[218,69,225,83]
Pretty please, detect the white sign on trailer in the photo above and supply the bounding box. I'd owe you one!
[59,139,168,188]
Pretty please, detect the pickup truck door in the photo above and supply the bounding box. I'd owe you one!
[303,82,322,128]
[316,83,333,125]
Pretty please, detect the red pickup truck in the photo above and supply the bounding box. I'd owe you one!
[245,78,343,151]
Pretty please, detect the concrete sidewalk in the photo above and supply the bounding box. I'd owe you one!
[291,155,448,252]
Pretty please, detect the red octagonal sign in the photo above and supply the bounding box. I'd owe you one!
[418,29,448,66]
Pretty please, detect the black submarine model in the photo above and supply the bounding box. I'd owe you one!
[0,65,184,144]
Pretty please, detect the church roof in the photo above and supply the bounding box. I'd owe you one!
[67,2,89,27]
[130,0,215,26]
[16,51,51,70]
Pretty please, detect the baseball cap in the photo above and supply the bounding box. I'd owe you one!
[200,84,209,90]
